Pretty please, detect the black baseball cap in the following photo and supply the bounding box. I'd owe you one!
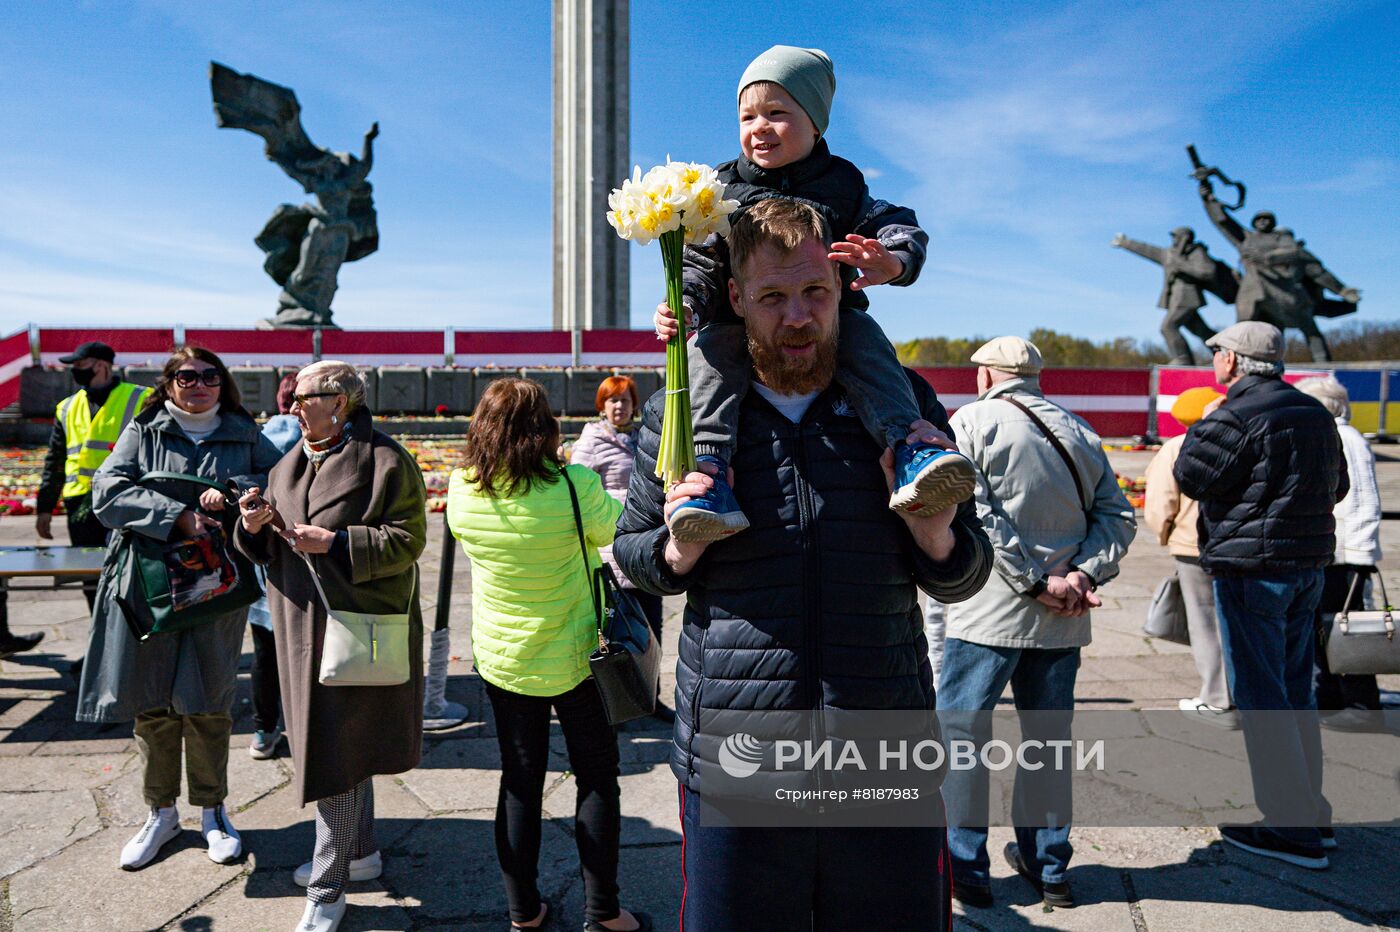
[58,341,116,364]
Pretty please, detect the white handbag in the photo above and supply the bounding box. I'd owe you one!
[302,553,415,687]
[1324,570,1399,676]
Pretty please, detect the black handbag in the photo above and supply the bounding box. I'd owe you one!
[110,471,262,641]
[562,469,661,725]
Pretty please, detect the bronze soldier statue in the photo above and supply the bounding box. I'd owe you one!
[1112,228,1238,364]
[211,62,380,329]
[1190,149,1359,361]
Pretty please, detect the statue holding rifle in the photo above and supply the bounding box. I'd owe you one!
[1188,145,1359,361]
[210,62,380,329]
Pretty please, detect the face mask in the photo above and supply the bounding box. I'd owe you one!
[72,367,97,387]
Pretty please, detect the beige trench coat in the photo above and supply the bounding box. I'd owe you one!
[236,411,426,805]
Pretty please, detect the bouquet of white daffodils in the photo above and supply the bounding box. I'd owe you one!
[607,161,739,488]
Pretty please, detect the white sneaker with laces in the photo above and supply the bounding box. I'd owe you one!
[294,849,382,887]
[202,804,243,864]
[1179,697,1240,729]
[297,894,347,932]
[120,805,181,870]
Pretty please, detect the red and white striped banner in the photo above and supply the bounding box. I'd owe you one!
[0,330,31,410]
[17,328,1150,435]
[915,367,1150,438]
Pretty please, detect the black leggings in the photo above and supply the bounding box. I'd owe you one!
[249,623,281,732]
[484,679,622,924]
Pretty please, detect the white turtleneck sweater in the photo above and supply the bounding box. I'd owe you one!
[164,400,222,443]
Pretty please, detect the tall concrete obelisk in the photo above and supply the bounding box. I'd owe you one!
[553,0,629,344]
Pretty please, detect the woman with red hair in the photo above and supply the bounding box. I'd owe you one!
[571,375,672,723]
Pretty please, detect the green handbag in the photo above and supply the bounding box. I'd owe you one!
[110,471,262,641]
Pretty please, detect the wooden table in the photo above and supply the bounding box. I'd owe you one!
[0,547,106,593]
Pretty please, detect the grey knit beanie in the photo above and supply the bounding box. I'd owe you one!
[738,45,836,136]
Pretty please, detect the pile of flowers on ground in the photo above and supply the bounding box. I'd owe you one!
[0,448,47,515]
[1116,473,1147,510]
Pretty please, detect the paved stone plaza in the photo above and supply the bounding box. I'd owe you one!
[0,448,1396,931]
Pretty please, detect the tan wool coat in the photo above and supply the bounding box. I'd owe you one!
[236,411,427,805]
[1143,435,1202,559]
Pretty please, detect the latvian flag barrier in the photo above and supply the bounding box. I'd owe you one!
[2,327,1395,439]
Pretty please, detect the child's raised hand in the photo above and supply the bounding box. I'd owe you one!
[829,235,905,290]
[653,300,690,341]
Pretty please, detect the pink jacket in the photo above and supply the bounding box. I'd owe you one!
[571,418,638,586]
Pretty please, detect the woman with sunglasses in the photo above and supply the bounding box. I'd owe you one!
[236,360,426,932]
[76,347,282,872]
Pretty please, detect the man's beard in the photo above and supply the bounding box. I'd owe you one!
[746,315,839,395]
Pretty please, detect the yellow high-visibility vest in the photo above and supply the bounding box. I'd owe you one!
[57,381,151,499]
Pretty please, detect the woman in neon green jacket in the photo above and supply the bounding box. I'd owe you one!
[446,378,649,932]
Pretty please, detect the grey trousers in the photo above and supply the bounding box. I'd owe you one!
[690,308,921,459]
[1176,558,1231,709]
[308,779,377,904]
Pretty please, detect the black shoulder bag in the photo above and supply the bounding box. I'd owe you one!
[562,469,661,725]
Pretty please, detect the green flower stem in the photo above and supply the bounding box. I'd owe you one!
[656,229,696,488]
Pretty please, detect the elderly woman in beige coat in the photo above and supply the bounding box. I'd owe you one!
[1144,387,1234,726]
[237,360,426,932]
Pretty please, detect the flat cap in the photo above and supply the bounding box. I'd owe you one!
[1206,321,1284,362]
[58,341,115,364]
[970,336,1043,376]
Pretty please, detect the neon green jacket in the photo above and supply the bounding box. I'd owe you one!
[447,464,624,697]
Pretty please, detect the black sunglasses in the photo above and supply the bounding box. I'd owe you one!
[292,392,339,405]
[172,368,222,388]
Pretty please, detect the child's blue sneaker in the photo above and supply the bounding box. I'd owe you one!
[667,455,751,544]
[889,444,977,516]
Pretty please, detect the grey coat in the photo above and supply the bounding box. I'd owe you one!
[946,378,1136,649]
[235,411,427,805]
[75,404,282,723]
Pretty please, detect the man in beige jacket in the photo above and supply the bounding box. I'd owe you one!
[1144,388,1236,726]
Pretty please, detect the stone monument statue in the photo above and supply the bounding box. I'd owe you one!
[1188,145,1360,361]
[210,62,379,329]
[1112,228,1238,364]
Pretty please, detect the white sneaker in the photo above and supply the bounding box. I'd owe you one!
[1179,697,1240,729]
[120,805,181,870]
[202,804,243,864]
[296,895,347,932]
[294,849,382,887]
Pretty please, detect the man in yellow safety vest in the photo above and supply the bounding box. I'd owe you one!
[2,343,150,661]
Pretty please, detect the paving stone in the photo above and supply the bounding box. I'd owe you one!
[553,842,682,931]
[543,763,683,847]
[8,825,241,932]
[1131,859,1378,929]
[0,750,134,791]
[398,735,504,813]
[0,787,102,878]
[385,813,578,925]
[183,868,414,932]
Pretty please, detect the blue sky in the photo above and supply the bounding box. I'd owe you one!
[1,0,1396,345]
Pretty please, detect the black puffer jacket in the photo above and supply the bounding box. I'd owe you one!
[1174,375,1347,576]
[681,139,929,326]
[613,370,992,794]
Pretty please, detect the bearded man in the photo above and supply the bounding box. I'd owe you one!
[614,198,992,931]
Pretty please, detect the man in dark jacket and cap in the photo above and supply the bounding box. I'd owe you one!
[615,198,992,930]
[1174,320,1346,871]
